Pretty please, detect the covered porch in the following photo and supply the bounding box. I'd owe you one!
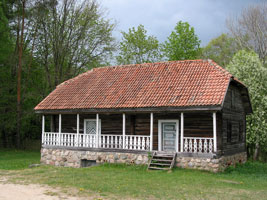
[41,112,218,154]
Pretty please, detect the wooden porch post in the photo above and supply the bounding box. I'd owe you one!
[96,113,99,148]
[213,112,217,152]
[150,113,153,151]
[123,113,126,149]
[42,115,45,145]
[76,114,79,147]
[180,113,184,152]
[59,114,62,146]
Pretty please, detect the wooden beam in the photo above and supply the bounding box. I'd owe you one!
[59,114,62,146]
[42,115,45,145]
[76,114,79,147]
[150,113,153,151]
[35,105,222,114]
[213,112,217,152]
[123,113,126,149]
[180,113,184,152]
[96,113,99,148]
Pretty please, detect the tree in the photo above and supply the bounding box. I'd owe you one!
[16,0,26,148]
[33,0,116,90]
[163,21,201,61]
[227,3,267,64]
[227,50,267,160]
[0,0,117,148]
[116,24,162,65]
[201,33,239,67]
[0,1,16,148]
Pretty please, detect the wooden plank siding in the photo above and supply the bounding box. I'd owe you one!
[221,83,246,155]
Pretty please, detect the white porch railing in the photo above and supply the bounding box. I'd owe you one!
[43,132,60,146]
[43,132,151,151]
[43,133,213,153]
[100,135,123,149]
[183,137,214,153]
[125,135,150,150]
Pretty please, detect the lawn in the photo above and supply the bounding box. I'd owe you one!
[0,149,267,199]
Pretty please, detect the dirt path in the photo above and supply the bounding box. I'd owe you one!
[0,182,82,200]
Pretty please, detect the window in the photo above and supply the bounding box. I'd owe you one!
[83,119,101,134]
[239,122,243,142]
[227,121,232,143]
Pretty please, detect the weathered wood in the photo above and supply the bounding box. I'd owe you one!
[221,83,247,155]
[35,105,222,114]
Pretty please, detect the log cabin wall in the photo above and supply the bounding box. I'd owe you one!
[221,83,246,155]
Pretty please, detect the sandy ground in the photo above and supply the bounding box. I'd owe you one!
[0,182,82,200]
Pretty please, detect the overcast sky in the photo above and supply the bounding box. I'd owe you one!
[100,0,262,46]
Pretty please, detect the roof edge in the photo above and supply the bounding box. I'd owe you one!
[35,105,222,114]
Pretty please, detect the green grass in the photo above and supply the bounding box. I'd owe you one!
[0,149,40,170]
[1,150,267,199]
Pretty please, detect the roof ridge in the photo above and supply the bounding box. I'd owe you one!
[90,59,206,71]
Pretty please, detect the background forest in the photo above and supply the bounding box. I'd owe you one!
[0,0,266,161]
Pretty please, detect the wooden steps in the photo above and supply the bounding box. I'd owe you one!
[148,152,176,171]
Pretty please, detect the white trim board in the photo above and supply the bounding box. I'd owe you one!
[158,119,179,152]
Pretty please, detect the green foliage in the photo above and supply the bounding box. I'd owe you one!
[0,2,17,147]
[201,33,239,67]
[116,24,162,64]
[163,21,201,61]
[0,2,12,62]
[227,50,267,155]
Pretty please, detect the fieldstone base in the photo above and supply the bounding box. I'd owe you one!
[41,148,246,172]
[41,148,149,168]
[176,152,247,172]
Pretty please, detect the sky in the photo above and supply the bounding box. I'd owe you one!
[100,0,263,46]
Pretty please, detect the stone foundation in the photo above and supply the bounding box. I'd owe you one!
[41,148,247,172]
[41,148,149,168]
[176,152,247,172]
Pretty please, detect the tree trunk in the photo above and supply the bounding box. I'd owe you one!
[253,143,260,161]
[16,0,25,149]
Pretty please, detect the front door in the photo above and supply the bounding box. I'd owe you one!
[162,122,177,151]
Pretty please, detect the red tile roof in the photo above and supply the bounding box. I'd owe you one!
[35,60,235,111]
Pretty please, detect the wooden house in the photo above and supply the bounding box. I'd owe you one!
[35,60,252,172]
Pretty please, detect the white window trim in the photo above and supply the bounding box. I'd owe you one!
[158,119,179,152]
[83,119,101,134]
